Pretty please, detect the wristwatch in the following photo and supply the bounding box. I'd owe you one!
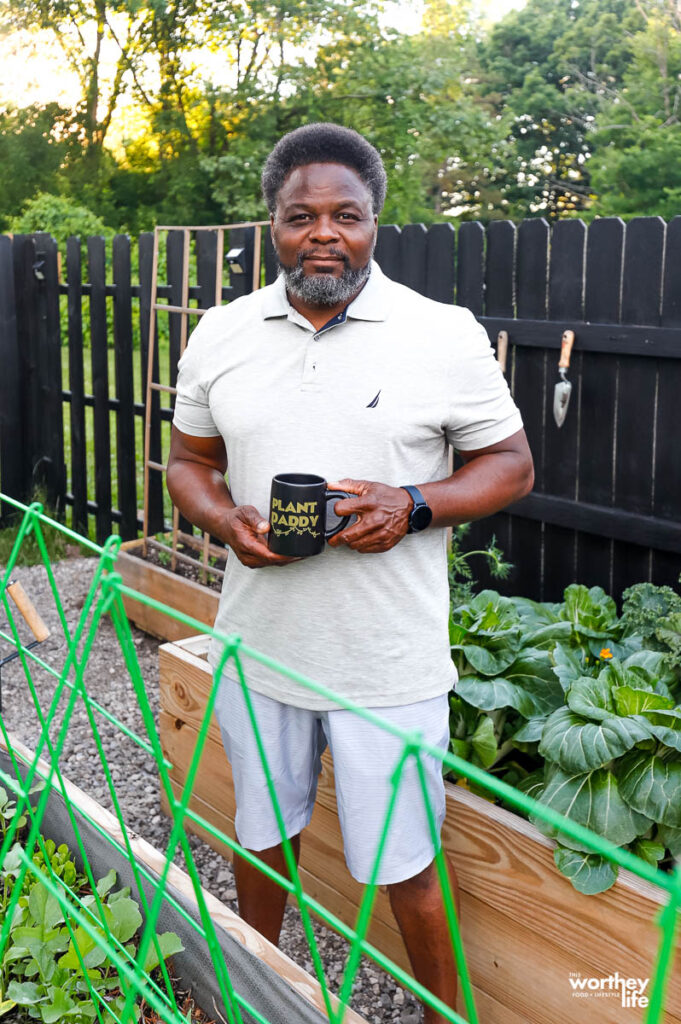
[400,485,433,534]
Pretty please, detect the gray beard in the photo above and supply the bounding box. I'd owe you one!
[278,252,372,308]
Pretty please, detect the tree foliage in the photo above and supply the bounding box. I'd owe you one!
[2,0,680,230]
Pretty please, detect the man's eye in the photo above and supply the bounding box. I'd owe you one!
[338,213,359,221]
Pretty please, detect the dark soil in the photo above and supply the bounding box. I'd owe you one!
[130,542,226,594]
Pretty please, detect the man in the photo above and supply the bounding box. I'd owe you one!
[167,123,534,1023]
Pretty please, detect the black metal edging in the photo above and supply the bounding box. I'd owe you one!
[508,493,681,553]
[481,317,681,359]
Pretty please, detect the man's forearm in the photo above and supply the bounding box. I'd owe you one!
[166,460,236,542]
[419,449,534,529]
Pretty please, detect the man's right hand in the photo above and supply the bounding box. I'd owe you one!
[223,506,301,569]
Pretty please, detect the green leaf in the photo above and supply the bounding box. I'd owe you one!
[142,932,184,973]
[449,738,471,762]
[560,584,619,638]
[614,750,681,828]
[470,716,498,769]
[459,630,523,675]
[6,981,43,1006]
[39,987,77,1023]
[27,884,62,932]
[109,898,142,943]
[95,870,116,898]
[511,717,547,742]
[457,652,564,717]
[539,707,651,773]
[551,643,586,690]
[535,765,651,847]
[515,768,544,801]
[521,621,572,648]
[656,823,681,856]
[567,675,615,721]
[553,846,618,895]
[613,686,674,716]
[628,838,665,867]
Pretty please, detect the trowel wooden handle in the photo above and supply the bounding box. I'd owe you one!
[496,330,509,375]
[6,580,50,643]
[558,330,575,370]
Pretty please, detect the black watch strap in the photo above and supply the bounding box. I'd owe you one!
[400,485,433,534]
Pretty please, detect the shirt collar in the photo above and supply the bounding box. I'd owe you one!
[261,260,389,324]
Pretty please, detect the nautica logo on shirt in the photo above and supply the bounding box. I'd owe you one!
[366,390,381,408]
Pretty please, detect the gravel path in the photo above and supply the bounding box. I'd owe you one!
[0,555,422,1024]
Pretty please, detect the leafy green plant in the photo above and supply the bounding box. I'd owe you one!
[447,581,681,894]
[0,789,183,1022]
[447,524,513,610]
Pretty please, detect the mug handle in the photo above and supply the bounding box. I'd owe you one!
[324,490,353,539]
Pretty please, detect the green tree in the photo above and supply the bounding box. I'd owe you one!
[0,104,71,230]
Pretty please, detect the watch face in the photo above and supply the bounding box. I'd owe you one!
[410,504,433,532]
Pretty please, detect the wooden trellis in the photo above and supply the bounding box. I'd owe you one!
[141,223,269,579]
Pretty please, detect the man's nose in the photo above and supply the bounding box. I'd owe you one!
[310,215,340,243]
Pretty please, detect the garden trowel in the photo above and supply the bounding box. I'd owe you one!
[553,330,575,428]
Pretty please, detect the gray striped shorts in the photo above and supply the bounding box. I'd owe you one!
[213,676,450,885]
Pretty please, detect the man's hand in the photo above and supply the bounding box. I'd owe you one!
[326,479,412,553]
[223,506,301,569]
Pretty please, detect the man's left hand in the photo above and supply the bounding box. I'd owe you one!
[326,479,411,553]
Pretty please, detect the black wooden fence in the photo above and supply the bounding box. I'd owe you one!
[1,217,680,604]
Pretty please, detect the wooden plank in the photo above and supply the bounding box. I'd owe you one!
[456,221,484,315]
[374,224,402,282]
[0,734,367,1024]
[425,222,455,304]
[653,214,681,588]
[0,234,24,515]
[506,218,550,599]
[400,223,427,295]
[65,236,88,535]
[87,235,112,543]
[112,235,137,539]
[507,493,681,553]
[575,217,624,591]
[612,217,665,596]
[479,317,681,358]
[116,541,218,640]
[542,219,586,599]
[138,232,163,535]
[263,230,278,286]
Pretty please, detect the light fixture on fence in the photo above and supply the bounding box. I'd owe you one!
[226,247,247,274]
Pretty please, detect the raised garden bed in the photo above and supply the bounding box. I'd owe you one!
[116,537,220,642]
[159,634,681,1024]
[0,733,367,1024]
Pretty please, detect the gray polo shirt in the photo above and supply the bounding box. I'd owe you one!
[173,262,523,709]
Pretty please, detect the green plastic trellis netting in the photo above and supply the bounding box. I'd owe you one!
[0,495,680,1024]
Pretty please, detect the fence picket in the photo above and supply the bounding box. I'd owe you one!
[575,217,624,591]
[113,235,137,540]
[0,236,24,517]
[612,217,665,596]
[456,222,484,315]
[400,223,428,295]
[425,223,455,304]
[87,236,112,543]
[507,218,549,599]
[375,225,402,282]
[542,219,586,598]
[654,215,681,588]
[464,220,516,592]
[66,237,88,536]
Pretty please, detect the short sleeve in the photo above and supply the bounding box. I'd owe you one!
[444,309,523,451]
[172,308,222,437]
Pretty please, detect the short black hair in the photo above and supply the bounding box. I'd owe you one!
[261,123,387,216]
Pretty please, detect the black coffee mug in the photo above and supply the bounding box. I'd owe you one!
[268,473,352,557]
